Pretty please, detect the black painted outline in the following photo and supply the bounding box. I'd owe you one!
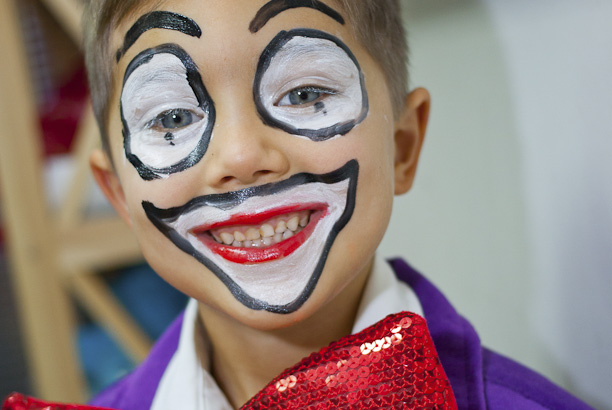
[253,29,369,141]
[116,11,202,62]
[249,0,345,33]
[142,159,359,314]
[121,43,216,180]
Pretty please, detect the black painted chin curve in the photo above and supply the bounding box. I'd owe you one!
[253,29,369,141]
[142,159,359,314]
[116,11,202,62]
[249,0,345,33]
[121,44,215,181]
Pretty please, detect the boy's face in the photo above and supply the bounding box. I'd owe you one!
[98,0,427,328]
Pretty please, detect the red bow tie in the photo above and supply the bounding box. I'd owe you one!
[3,312,457,409]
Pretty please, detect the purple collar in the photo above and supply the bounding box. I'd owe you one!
[89,311,184,410]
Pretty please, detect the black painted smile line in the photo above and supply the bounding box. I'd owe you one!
[142,159,359,314]
[144,159,358,221]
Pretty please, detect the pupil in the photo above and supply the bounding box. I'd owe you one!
[298,91,308,100]
[172,114,182,124]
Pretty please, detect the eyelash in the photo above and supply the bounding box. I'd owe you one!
[276,86,337,107]
[146,108,203,131]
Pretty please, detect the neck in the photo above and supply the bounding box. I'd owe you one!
[198,259,373,408]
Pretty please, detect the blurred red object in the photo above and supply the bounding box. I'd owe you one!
[2,393,113,410]
[39,64,89,156]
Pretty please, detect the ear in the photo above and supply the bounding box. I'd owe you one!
[394,87,431,195]
[90,149,132,226]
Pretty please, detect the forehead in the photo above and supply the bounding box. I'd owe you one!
[114,0,351,53]
[110,0,365,97]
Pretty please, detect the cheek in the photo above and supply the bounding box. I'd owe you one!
[117,158,205,215]
[135,225,220,302]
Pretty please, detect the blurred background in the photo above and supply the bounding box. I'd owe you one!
[0,0,610,409]
[382,1,612,409]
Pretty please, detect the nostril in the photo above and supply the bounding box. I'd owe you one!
[254,169,273,178]
[219,169,274,185]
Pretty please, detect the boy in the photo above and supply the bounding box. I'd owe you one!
[5,0,592,409]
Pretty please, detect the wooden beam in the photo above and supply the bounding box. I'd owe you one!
[39,0,83,45]
[0,0,86,401]
[68,272,152,363]
[57,105,98,230]
[59,218,143,271]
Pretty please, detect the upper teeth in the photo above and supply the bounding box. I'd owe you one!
[209,211,311,248]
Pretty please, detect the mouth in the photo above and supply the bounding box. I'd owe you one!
[142,159,358,313]
[191,204,327,264]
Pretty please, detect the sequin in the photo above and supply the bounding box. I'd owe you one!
[325,362,337,374]
[357,377,370,390]
[399,317,412,328]
[370,352,381,364]
[357,366,370,379]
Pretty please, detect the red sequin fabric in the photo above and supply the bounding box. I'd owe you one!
[240,312,457,409]
[1,393,112,410]
[3,312,457,409]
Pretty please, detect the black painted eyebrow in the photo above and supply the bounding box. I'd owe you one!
[116,11,202,62]
[249,0,345,33]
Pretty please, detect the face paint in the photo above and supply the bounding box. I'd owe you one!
[254,29,368,141]
[249,0,345,33]
[142,160,359,314]
[121,44,215,180]
[116,11,202,62]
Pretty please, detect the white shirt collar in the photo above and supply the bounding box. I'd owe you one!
[151,255,423,410]
[352,254,423,333]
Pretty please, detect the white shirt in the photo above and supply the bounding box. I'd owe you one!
[150,255,423,410]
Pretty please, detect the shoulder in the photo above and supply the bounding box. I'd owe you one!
[89,311,185,410]
[482,348,594,410]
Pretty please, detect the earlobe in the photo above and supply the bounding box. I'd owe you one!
[393,87,430,195]
[90,149,132,226]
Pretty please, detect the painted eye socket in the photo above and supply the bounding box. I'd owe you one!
[151,108,203,130]
[254,29,368,141]
[121,44,215,180]
[277,87,335,107]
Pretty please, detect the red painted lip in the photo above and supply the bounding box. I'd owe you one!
[191,203,328,264]
[191,203,323,234]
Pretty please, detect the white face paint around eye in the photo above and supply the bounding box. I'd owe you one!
[120,44,215,180]
[254,29,368,141]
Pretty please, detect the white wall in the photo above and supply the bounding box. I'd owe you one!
[379,1,612,408]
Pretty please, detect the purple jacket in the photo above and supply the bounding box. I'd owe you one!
[91,259,593,409]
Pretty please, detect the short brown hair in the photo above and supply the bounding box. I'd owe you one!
[83,0,408,156]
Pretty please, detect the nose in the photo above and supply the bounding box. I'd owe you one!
[203,109,290,190]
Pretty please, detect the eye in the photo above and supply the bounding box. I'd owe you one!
[277,87,335,107]
[152,108,203,130]
[254,29,368,140]
[121,47,216,180]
